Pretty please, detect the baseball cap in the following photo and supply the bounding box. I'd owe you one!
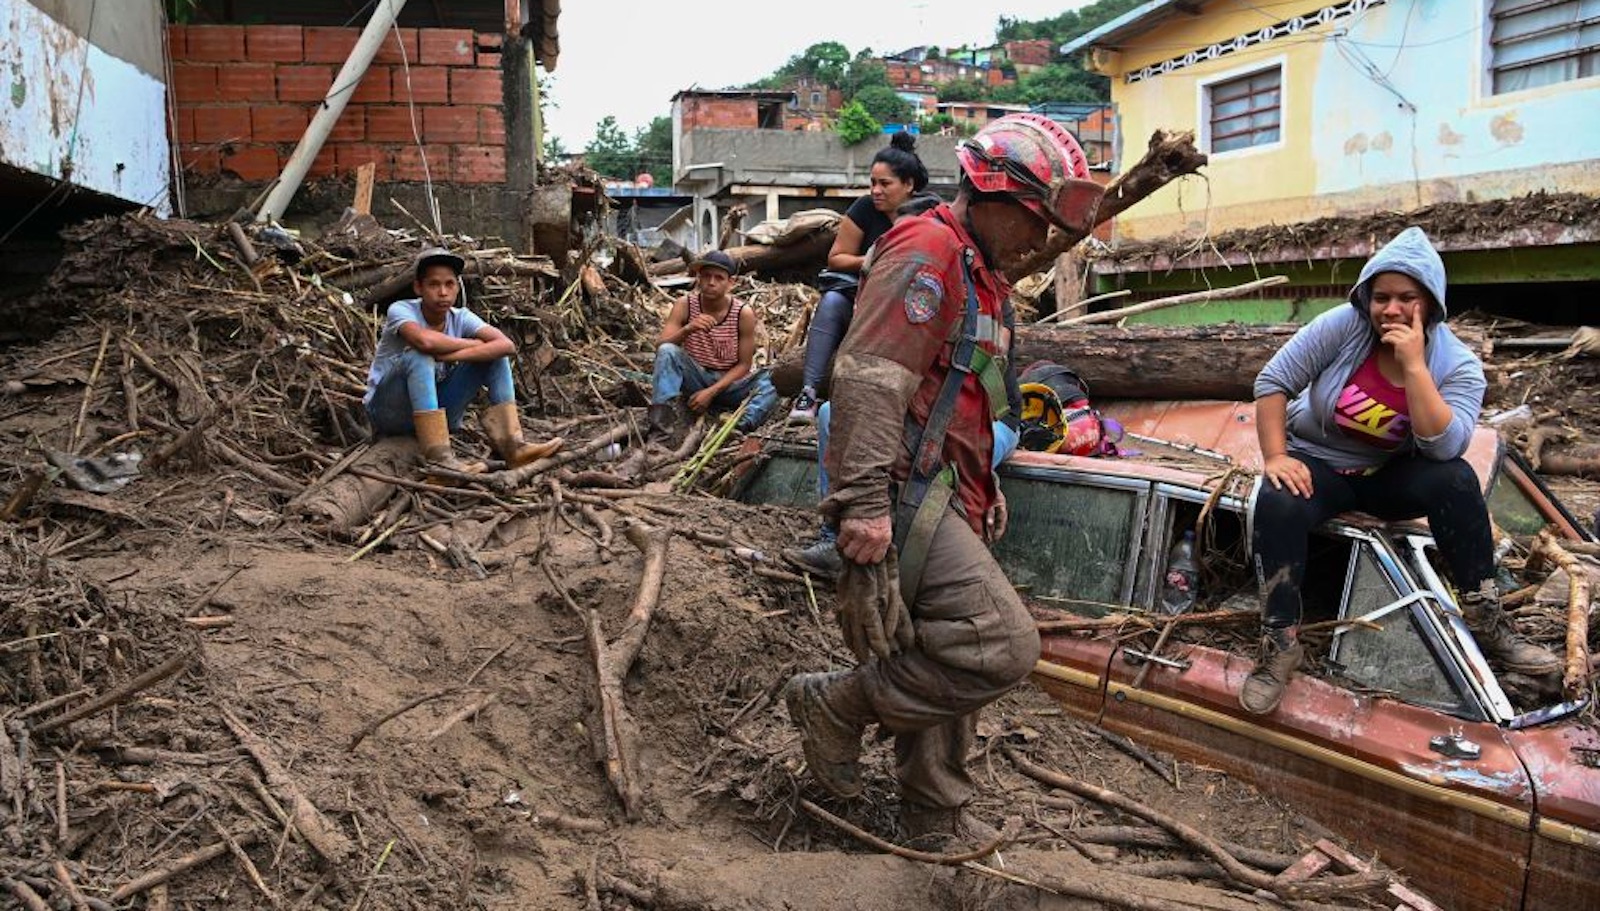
[688,249,738,276]
[413,247,466,279]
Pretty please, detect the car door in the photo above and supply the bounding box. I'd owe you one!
[998,463,1150,724]
[1098,504,1535,911]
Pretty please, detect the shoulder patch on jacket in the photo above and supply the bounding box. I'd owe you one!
[904,269,943,324]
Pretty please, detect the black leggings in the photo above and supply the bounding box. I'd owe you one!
[1251,452,1494,629]
[801,290,855,392]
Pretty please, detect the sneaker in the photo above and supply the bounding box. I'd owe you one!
[788,387,819,425]
[784,537,842,579]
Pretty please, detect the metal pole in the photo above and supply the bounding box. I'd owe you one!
[256,0,410,224]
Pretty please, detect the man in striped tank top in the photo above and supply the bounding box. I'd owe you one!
[648,250,777,438]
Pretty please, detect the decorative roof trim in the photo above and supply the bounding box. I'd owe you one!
[1126,0,1387,83]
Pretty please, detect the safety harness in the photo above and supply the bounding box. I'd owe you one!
[892,248,1009,605]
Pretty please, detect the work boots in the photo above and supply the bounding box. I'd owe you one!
[480,402,562,468]
[1460,581,1561,675]
[1238,626,1303,716]
[412,409,487,475]
[900,802,1000,852]
[784,671,872,799]
[645,399,682,442]
[783,536,843,579]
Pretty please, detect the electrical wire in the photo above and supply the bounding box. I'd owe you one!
[387,5,443,236]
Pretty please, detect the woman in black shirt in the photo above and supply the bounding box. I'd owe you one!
[788,131,931,422]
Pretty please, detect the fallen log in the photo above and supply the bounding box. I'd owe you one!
[651,231,836,280]
[221,706,353,864]
[1012,323,1487,401]
[290,436,416,536]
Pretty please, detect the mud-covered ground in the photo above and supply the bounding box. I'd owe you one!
[0,213,1595,910]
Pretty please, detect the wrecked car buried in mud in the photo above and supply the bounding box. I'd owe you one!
[737,400,1599,911]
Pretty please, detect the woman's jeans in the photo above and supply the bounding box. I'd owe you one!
[801,290,856,392]
[366,349,515,436]
[1250,452,1494,629]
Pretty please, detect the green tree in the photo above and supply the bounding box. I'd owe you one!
[584,115,635,179]
[936,78,989,103]
[634,115,673,186]
[1018,62,1107,105]
[842,56,890,99]
[541,133,567,162]
[853,84,912,124]
[834,100,880,146]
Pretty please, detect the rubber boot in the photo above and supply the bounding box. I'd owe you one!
[1238,626,1303,716]
[480,402,562,468]
[413,409,486,475]
[1460,581,1560,675]
[784,671,871,799]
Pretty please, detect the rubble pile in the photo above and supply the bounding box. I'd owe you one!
[0,208,1595,910]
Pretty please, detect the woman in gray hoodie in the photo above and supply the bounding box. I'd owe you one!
[1239,227,1557,715]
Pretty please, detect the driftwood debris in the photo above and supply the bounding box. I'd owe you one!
[220,706,353,864]
[1530,531,1592,694]
[290,437,416,536]
[1051,276,1290,327]
[1004,746,1388,902]
[1015,130,1208,277]
[543,521,672,819]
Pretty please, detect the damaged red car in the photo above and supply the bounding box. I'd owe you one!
[738,399,1599,911]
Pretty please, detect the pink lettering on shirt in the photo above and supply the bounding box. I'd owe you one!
[1334,352,1410,450]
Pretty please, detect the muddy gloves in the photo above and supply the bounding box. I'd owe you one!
[836,548,915,661]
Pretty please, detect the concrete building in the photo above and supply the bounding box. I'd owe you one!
[671,89,961,249]
[1062,0,1600,323]
[935,101,1033,132]
[0,0,172,289]
[1,0,171,215]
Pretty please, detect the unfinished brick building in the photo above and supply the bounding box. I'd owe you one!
[166,0,560,243]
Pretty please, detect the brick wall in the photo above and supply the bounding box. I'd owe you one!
[678,97,760,131]
[169,24,509,185]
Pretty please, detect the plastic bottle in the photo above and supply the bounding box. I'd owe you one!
[1159,530,1199,616]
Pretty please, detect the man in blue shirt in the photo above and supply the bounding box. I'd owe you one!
[364,248,561,474]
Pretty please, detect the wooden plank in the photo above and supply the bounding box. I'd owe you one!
[353,162,376,216]
[1273,848,1335,884]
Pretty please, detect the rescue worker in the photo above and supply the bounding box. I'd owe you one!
[783,114,1102,846]
[365,248,562,475]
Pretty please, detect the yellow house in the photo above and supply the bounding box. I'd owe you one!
[1063,0,1600,323]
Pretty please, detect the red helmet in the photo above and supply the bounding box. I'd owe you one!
[956,113,1100,233]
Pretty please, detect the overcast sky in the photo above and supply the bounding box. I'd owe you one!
[543,0,1099,150]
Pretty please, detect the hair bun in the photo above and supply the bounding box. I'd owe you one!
[890,131,917,153]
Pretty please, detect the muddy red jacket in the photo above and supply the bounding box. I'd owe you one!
[820,203,1010,535]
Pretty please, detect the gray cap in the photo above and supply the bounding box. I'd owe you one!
[413,247,466,279]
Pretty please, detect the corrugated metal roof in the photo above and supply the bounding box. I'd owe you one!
[1059,0,1205,57]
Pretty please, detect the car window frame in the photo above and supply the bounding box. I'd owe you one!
[1325,528,1492,723]
[996,463,1152,610]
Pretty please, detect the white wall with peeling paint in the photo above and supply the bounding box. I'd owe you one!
[1,0,171,213]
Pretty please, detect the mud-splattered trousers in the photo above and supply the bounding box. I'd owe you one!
[820,204,1040,810]
[1251,451,1494,629]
